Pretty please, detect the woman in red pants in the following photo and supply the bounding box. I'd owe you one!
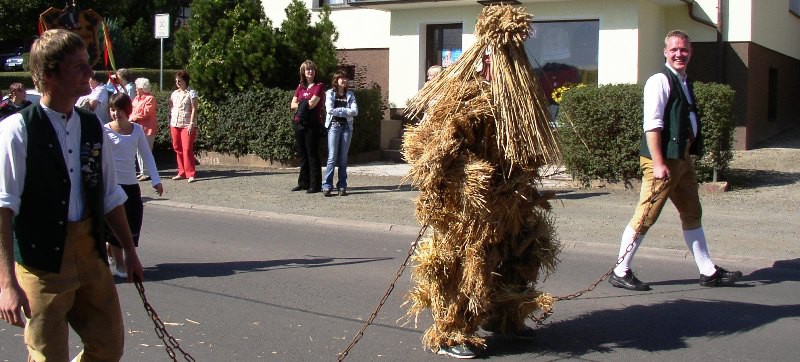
[169,70,199,183]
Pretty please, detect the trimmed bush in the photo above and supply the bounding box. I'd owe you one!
[152,87,383,164]
[556,82,735,186]
[556,84,643,186]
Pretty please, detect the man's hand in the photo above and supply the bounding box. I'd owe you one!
[0,283,30,328]
[123,248,144,283]
[652,161,670,180]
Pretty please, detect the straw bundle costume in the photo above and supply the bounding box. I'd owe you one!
[402,5,562,352]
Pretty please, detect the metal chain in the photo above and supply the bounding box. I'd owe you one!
[531,178,669,325]
[135,281,196,361]
[337,224,429,361]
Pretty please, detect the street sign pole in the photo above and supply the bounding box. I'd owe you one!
[154,14,170,91]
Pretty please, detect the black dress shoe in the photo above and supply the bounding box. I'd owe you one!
[699,265,742,287]
[306,188,321,194]
[291,186,306,192]
[609,270,651,291]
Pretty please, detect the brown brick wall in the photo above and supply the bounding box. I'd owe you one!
[691,41,800,149]
[336,48,389,118]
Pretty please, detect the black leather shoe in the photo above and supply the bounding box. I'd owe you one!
[609,270,651,291]
[699,265,742,287]
[306,188,321,194]
[291,186,305,192]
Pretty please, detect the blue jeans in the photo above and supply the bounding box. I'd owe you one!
[323,122,352,190]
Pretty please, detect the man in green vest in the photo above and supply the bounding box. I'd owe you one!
[0,29,143,361]
[608,30,741,292]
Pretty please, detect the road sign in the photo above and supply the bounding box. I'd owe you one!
[155,14,170,39]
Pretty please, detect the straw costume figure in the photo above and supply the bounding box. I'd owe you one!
[402,5,562,357]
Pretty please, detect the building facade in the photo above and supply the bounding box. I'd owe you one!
[265,0,800,149]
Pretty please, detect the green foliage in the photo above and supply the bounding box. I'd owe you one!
[150,86,383,163]
[0,0,49,43]
[187,0,278,100]
[167,26,191,69]
[99,18,132,68]
[692,82,736,181]
[556,84,643,186]
[122,18,159,68]
[556,82,736,186]
[274,1,339,89]
[350,88,383,155]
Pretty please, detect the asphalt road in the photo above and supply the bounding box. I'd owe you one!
[2,205,797,361]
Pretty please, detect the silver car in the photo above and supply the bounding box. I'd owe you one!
[4,55,24,71]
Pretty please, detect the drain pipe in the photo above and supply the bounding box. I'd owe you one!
[680,0,724,83]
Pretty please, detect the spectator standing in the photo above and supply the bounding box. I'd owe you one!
[104,93,163,278]
[290,60,325,193]
[0,29,143,361]
[0,83,33,121]
[169,70,199,183]
[76,72,110,123]
[608,30,742,291]
[322,70,358,197]
[106,68,136,99]
[130,78,158,181]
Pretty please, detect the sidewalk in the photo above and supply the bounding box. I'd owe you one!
[144,150,799,269]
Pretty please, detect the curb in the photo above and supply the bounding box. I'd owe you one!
[145,200,781,270]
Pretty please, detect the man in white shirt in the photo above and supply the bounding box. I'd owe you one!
[608,30,741,291]
[0,29,143,361]
[76,71,110,123]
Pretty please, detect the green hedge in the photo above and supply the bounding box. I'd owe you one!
[556,82,735,186]
[151,87,383,164]
[0,68,179,97]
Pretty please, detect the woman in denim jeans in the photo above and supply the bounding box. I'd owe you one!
[322,71,358,196]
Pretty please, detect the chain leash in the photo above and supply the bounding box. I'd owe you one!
[135,281,196,361]
[337,224,429,361]
[531,178,669,325]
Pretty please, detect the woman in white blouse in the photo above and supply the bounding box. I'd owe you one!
[169,70,199,183]
[104,93,163,277]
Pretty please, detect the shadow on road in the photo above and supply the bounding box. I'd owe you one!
[345,184,415,195]
[481,298,800,359]
[553,190,611,200]
[726,169,800,190]
[140,255,392,281]
[481,259,800,358]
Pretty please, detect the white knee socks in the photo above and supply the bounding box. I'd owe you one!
[613,226,643,277]
[683,227,716,276]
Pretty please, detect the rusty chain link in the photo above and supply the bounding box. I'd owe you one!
[339,178,669,357]
[337,224,429,361]
[135,281,196,361]
[531,178,669,325]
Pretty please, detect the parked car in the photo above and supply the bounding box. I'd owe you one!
[4,55,24,71]
[0,47,23,71]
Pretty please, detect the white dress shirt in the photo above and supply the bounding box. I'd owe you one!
[0,105,127,221]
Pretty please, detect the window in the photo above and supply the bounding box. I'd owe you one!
[768,67,778,121]
[525,20,599,103]
[319,0,348,6]
[425,23,463,76]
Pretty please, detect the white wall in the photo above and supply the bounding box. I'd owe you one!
[261,0,390,49]
[751,1,800,60]
[386,0,649,107]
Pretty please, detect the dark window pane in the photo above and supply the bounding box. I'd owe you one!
[525,20,599,103]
